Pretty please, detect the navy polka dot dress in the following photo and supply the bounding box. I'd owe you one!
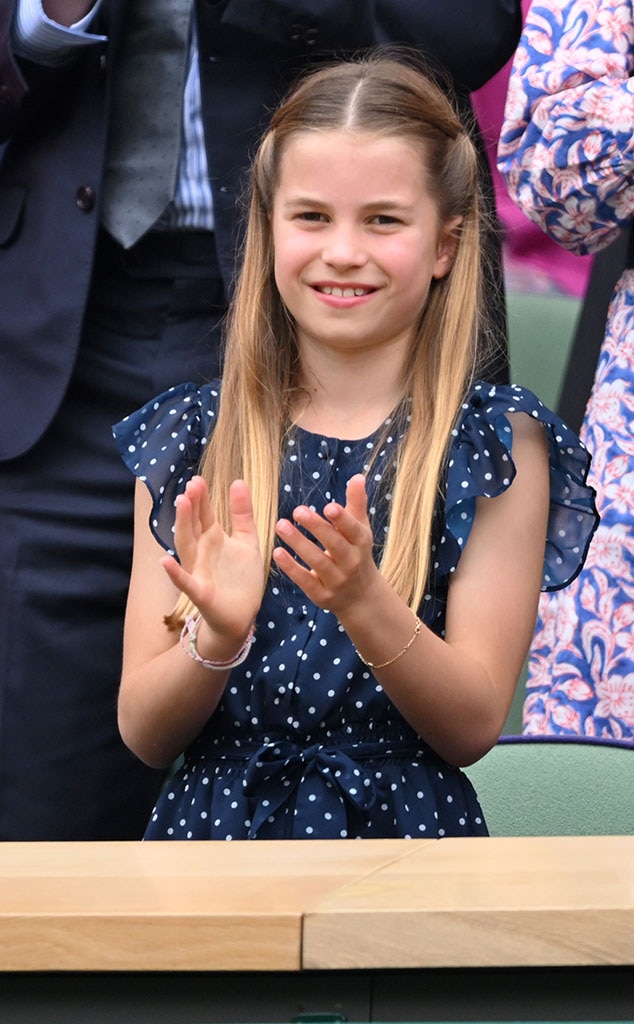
[113,381,598,840]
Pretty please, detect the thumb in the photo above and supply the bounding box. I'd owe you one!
[345,473,369,523]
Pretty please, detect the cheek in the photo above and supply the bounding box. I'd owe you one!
[273,230,313,289]
[387,243,435,298]
[384,244,436,324]
[272,238,294,303]
[273,241,314,320]
[382,237,429,278]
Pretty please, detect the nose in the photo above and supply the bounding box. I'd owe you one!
[322,223,368,270]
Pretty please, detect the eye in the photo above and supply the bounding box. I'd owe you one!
[370,214,401,226]
[295,211,328,223]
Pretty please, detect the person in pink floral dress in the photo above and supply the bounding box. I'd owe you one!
[498,0,634,740]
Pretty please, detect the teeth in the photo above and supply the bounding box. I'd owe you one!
[319,286,370,297]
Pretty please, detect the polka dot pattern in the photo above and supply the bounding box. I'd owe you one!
[112,379,597,840]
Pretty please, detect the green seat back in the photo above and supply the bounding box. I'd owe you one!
[464,737,634,836]
[507,291,581,409]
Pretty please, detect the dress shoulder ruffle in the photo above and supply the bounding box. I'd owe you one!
[112,382,220,554]
[441,381,599,591]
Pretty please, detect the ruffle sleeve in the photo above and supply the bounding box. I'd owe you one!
[112,382,220,554]
[439,381,599,591]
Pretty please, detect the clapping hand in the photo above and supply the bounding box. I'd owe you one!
[160,476,265,645]
[273,473,379,617]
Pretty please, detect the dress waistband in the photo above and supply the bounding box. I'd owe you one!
[198,737,428,838]
[201,734,425,763]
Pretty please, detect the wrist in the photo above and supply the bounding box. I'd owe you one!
[354,607,421,669]
[340,580,423,671]
[180,615,255,672]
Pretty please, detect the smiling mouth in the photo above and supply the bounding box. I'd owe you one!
[314,285,376,297]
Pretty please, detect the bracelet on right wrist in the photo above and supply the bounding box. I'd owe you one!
[179,615,255,672]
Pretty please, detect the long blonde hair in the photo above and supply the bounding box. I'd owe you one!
[170,54,495,626]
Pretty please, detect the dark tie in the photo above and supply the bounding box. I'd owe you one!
[101,0,194,249]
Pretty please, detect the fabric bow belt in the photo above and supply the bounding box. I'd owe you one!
[242,738,418,838]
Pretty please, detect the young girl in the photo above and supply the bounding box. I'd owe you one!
[113,55,598,840]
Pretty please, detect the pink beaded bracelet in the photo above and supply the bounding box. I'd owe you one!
[180,614,255,671]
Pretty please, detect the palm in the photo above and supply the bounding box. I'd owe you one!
[163,477,264,636]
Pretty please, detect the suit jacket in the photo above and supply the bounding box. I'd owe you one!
[0,0,521,461]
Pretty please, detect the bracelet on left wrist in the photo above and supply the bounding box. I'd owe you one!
[354,607,421,669]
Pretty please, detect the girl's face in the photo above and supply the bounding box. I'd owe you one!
[271,129,458,360]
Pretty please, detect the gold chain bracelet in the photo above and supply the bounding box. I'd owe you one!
[355,608,421,669]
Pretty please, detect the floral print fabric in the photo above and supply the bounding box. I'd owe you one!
[498,0,634,739]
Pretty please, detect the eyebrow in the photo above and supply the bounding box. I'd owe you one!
[281,197,414,213]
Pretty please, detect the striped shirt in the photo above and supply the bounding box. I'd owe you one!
[13,0,214,232]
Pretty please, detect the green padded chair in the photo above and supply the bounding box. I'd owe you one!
[464,736,634,836]
[506,290,581,410]
[500,290,583,735]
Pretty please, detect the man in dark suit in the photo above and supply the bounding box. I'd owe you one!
[0,0,521,840]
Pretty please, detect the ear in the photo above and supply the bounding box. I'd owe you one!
[432,216,462,280]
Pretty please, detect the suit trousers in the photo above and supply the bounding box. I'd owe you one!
[0,229,226,839]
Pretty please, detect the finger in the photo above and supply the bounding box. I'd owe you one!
[311,474,367,527]
[172,492,199,568]
[160,553,199,602]
[276,516,323,562]
[276,517,350,590]
[321,495,371,548]
[173,483,218,571]
[272,544,329,603]
[228,479,260,546]
[185,476,215,537]
[160,549,222,616]
[279,509,346,565]
[176,481,203,546]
